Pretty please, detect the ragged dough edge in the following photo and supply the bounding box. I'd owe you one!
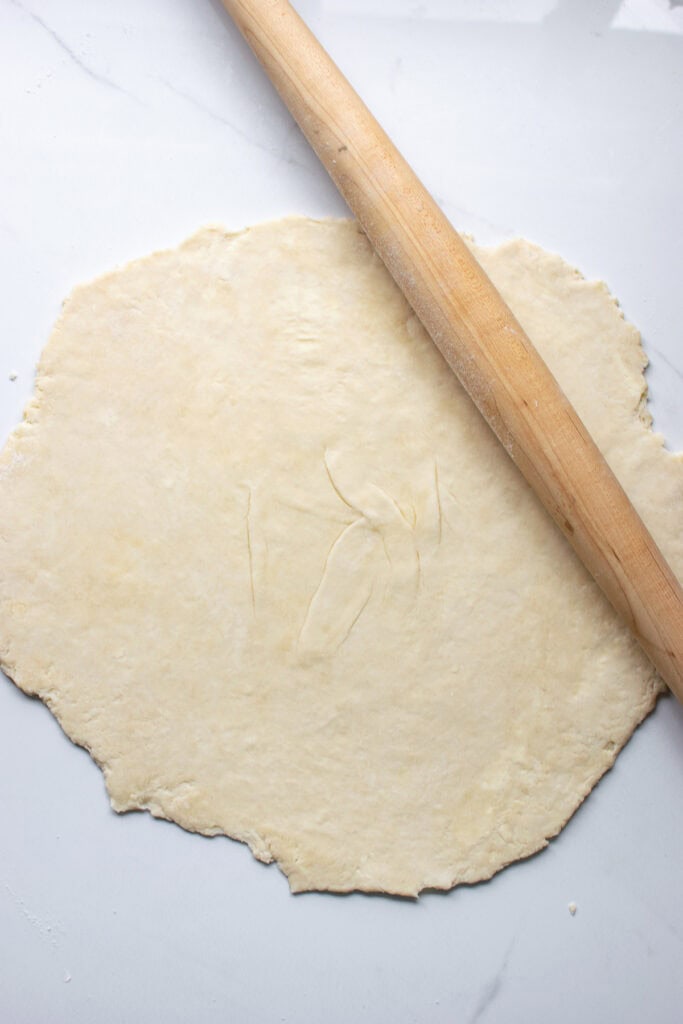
[285,678,662,896]
[1,660,280,869]
[4,660,660,900]
[0,217,680,897]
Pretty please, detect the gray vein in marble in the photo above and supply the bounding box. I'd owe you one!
[662,915,683,945]
[647,343,683,382]
[0,220,19,243]
[157,77,314,175]
[437,195,515,240]
[389,56,404,96]
[277,117,312,170]
[469,938,515,1024]
[9,0,139,102]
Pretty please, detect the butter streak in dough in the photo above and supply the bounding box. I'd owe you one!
[0,218,681,895]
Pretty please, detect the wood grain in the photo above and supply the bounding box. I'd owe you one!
[220,0,683,703]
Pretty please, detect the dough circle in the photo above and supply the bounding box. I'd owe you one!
[0,218,680,895]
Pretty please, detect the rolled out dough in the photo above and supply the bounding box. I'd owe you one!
[0,218,681,895]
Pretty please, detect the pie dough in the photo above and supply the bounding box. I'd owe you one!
[0,218,681,895]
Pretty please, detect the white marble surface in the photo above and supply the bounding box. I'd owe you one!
[1,1,682,1021]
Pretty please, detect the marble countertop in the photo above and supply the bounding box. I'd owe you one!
[1,1,682,1022]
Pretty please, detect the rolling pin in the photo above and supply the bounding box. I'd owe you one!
[219,0,683,703]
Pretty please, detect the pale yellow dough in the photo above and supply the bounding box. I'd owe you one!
[0,218,681,895]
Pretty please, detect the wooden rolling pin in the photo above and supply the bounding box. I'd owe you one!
[220,0,683,703]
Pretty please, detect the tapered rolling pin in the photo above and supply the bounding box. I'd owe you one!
[219,0,683,702]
